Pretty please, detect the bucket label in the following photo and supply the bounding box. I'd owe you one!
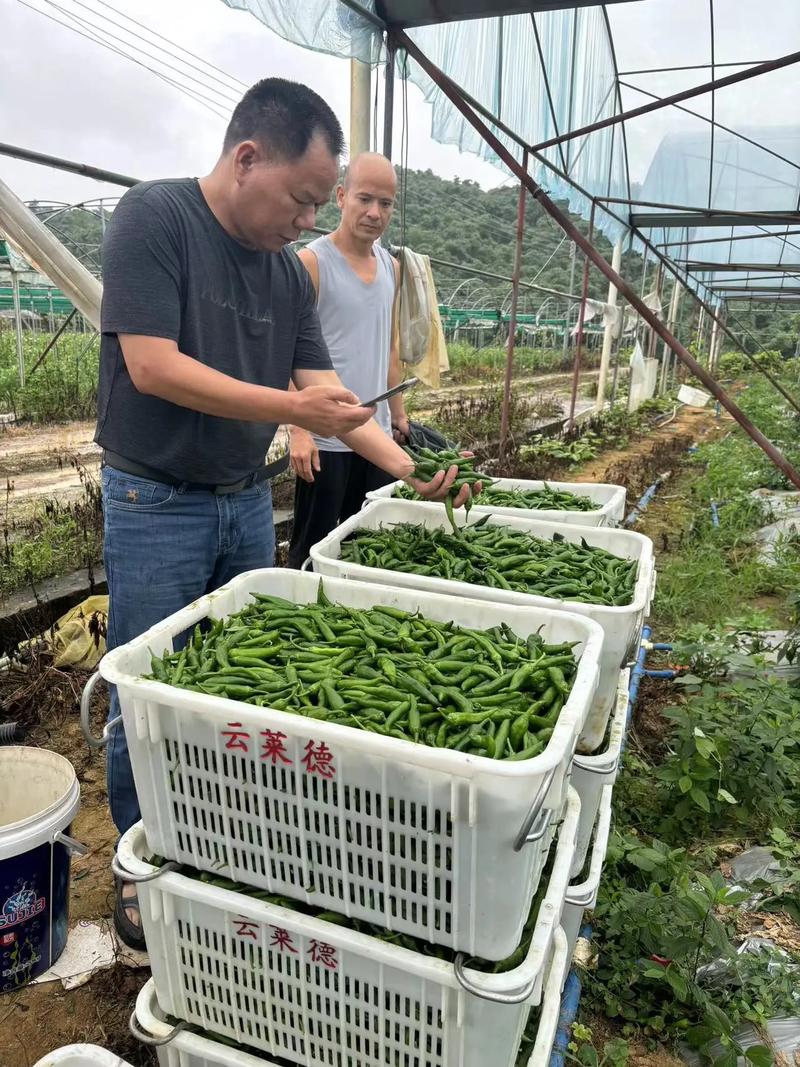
[0,888,47,930]
[0,837,70,993]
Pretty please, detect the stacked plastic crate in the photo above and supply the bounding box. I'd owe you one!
[99,569,606,1067]
[312,488,656,990]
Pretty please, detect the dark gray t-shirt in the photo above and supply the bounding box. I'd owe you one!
[95,177,332,483]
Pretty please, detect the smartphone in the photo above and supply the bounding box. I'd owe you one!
[361,377,419,408]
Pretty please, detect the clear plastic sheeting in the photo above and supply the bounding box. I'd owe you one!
[640,127,800,275]
[219,0,382,62]
[404,7,630,245]
[216,0,800,296]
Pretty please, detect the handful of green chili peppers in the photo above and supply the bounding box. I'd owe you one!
[341,518,637,607]
[403,445,493,532]
[147,584,578,762]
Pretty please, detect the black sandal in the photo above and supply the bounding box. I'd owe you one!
[113,875,147,952]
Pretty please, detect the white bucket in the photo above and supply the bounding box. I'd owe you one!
[33,1046,133,1067]
[0,747,81,991]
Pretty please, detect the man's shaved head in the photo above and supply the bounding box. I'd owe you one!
[342,152,397,192]
[336,153,397,244]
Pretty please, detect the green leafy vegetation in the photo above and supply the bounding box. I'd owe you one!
[0,460,103,601]
[578,370,800,1066]
[0,331,99,422]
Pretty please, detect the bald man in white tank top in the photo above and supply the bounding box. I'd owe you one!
[288,154,410,567]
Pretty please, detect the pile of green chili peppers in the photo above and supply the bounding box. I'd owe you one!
[148,585,578,763]
[403,445,493,532]
[395,480,600,513]
[341,518,636,607]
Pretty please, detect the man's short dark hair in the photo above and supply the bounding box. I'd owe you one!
[224,78,344,161]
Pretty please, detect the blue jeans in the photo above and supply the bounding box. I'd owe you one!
[102,466,275,835]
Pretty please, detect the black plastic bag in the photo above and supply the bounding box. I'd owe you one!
[405,420,456,453]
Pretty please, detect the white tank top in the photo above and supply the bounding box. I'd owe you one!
[306,234,396,453]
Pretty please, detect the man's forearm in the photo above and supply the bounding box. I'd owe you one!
[122,337,297,424]
[339,420,414,479]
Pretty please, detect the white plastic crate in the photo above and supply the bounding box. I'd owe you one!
[119,788,579,1067]
[99,570,602,960]
[366,478,627,527]
[310,500,655,753]
[569,669,629,878]
[32,1047,132,1067]
[562,782,614,967]
[133,928,569,1067]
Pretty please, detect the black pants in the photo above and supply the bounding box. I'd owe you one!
[288,451,395,568]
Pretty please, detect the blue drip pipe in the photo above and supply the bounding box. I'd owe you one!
[624,482,661,527]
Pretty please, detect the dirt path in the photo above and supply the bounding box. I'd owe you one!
[569,405,724,499]
[0,370,614,526]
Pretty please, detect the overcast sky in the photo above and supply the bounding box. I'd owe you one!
[1,0,797,208]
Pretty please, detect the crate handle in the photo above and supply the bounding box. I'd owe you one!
[513,766,557,852]
[572,753,619,777]
[129,1008,186,1046]
[453,954,537,1004]
[524,806,552,845]
[565,881,597,909]
[300,557,313,571]
[80,671,121,750]
[111,854,181,883]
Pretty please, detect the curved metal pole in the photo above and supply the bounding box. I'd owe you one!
[395,31,800,492]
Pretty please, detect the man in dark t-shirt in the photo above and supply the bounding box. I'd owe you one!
[98,78,472,950]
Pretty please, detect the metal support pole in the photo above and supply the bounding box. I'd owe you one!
[10,270,24,386]
[562,242,577,363]
[0,141,137,187]
[646,262,664,361]
[569,205,595,428]
[350,59,372,158]
[500,150,528,456]
[0,176,102,327]
[394,30,800,491]
[712,311,725,373]
[28,307,78,377]
[695,304,706,354]
[383,40,396,159]
[660,279,682,393]
[597,238,622,411]
[597,240,622,409]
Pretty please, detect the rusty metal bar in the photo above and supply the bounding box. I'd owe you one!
[500,150,529,456]
[0,141,138,187]
[395,29,800,490]
[528,49,800,153]
[568,204,595,428]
